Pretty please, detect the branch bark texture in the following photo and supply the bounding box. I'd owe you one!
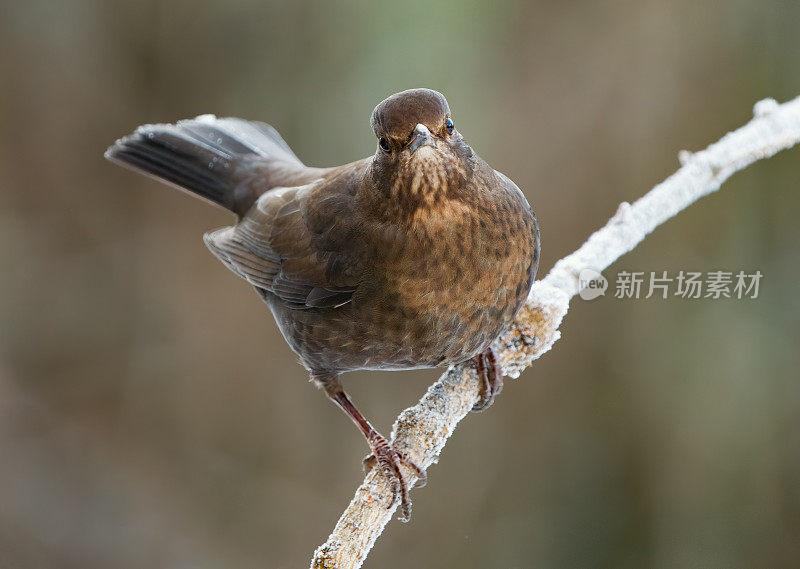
[311,95,800,569]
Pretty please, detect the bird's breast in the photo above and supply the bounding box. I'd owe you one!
[358,194,537,365]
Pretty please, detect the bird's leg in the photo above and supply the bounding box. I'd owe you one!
[313,372,426,522]
[471,346,504,412]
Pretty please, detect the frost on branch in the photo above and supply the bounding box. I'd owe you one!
[311,95,800,569]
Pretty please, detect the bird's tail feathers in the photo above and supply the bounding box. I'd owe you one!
[105,115,303,215]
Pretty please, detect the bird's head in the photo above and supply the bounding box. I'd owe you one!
[369,88,474,214]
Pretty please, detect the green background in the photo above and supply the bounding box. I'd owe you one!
[1,1,799,567]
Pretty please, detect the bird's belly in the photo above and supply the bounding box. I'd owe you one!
[262,253,531,373]
[271,305,495,373]
[259,197,538,373]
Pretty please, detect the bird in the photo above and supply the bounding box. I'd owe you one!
[105,88,540,521]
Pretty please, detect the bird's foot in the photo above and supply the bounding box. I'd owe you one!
[471,347,504,412]
[363,435,426,522]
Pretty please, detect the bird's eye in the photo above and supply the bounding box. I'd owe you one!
[445,118,454,134]
[379,138,390,153]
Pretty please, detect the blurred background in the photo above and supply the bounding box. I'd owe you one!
[1,0,799,567]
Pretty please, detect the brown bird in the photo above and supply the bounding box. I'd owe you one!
[105,88,540,520]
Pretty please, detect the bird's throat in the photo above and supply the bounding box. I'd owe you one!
[395,154,450,207]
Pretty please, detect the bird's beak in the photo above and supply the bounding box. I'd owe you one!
[407,124,436,154]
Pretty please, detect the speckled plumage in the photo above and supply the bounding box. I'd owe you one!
[106,88,539,521]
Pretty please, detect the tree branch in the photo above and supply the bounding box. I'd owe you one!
[311,95,800,569]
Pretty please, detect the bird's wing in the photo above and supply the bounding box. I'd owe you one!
[204,178,363,309]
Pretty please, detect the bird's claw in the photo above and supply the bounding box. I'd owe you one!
[471,347,504,412]
[363,436,426,522]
